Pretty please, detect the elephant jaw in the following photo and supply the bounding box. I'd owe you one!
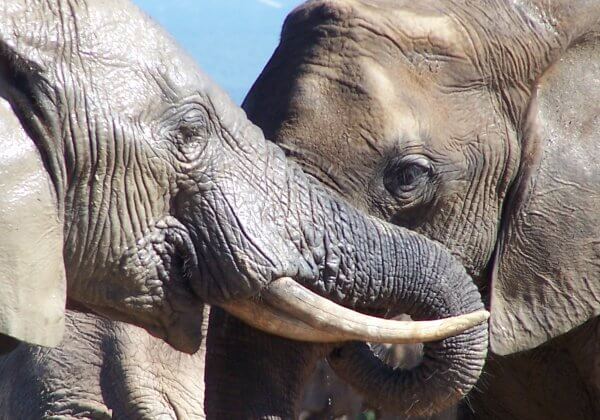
[219,277,489,344]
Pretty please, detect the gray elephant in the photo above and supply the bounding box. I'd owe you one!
[0,309,208,419]
[299,322,457,420]
[238,0,600,418]
[0,311,437,419]
[0,0,489,418]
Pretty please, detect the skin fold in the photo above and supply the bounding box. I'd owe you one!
[0,0,488,419]
[238,0,600,418]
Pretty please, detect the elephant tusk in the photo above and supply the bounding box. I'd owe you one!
[219,277,489,344]
[219,296,341,343]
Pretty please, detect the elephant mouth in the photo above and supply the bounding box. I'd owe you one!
[163,223,203,301]
[85,218,208,353]
[219,277,489,345]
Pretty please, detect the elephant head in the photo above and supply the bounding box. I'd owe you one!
[243,0,600,413]
[0,1,488,411]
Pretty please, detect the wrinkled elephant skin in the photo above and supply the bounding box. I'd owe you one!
[0,0,483,353]
[0,1,490,419]
[240,0,600,418]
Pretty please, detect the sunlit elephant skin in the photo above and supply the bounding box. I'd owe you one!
[239,0,600,418]
[0,0,484,351]
[0,0,488,418]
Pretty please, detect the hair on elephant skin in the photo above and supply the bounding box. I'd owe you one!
[0,0,490,418]
[241,0,600,418]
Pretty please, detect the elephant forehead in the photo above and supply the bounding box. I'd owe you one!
[75,43,210,117]
[359,59,435,146]
[297,0,470,59]
[1,0,214,117]
[368,5,468,59]
[70,1,212,114]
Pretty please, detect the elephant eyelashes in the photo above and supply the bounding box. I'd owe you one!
[177,108,211,144]
[383,155,433,197]
[180,124,205,141]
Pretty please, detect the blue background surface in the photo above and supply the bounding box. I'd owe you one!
[133,0,302,104]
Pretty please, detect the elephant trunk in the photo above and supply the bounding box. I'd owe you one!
[183,93,487,415]
[205,125,487,415]
[324,233,487,416]
[221,183,488,415]
[298,198,488,416]
[220,167,488,345]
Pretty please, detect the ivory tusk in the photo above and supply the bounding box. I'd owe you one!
[219,277,489,344]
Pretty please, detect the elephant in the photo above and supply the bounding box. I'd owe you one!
[299,320,456,420]
[0,0,490,418]
[0,311,438,419]
[0,309,208,419]
[300,338,457,420]
[238,0,600,418]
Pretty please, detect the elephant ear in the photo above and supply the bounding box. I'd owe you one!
[489,37,600,355]
[0,98,66,351]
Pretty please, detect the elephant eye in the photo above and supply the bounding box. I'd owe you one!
[383,155,432,196]
[177,108,210,144]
